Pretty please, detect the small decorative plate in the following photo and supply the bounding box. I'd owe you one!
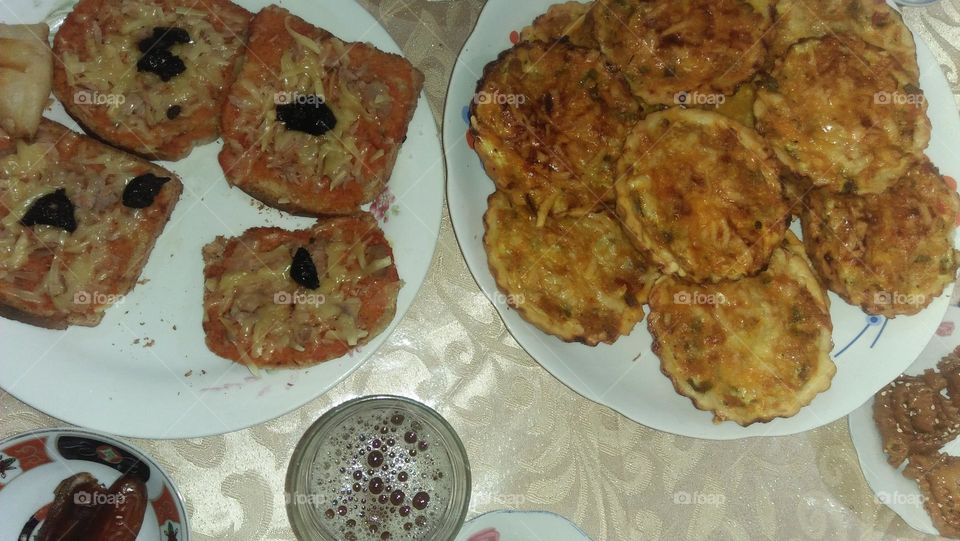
[0,428,189,541]
[454,510,593,541]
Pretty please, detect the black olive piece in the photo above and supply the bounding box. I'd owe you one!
[137,49,187,82]
[138,27,191,53]
[276,100,337,136]
[20,188,77,232]
[291,247,321,290]
[166,105,182,120]
[123,173,170,208]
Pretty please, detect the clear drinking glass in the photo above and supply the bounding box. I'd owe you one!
[286,395,471,541]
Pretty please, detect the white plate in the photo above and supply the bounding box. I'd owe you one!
[454,510,593,541]
[0,428,189,541]
[0,0,444,438]
[848,303,960,537]
[443,0,960,439]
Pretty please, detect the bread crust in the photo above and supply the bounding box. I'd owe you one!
[202,213,401,368]
[0,119,183,328]
[52,0,252,160]
[218,5,423,216]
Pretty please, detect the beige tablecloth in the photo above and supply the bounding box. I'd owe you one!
[3,0,960,539]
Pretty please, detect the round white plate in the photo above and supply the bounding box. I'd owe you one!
[0,428,189,541]
[0,0,444,438]
[848,304,960,537]
[454,510,593,541]
[443,0,960,439]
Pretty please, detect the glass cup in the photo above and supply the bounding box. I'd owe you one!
[286,395,471,541]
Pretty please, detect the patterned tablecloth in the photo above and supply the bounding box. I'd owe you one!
[3,0,960,539]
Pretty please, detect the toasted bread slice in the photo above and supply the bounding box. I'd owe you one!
[0,23,53,140]
[53,0,252,160]
[0,119,183,328]
[218,5,424,216]
[202,213,401,368]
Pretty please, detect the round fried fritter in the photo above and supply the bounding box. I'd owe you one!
[754,35,930,194]
[800,160,959,317]
[483,190,657,346]
[520,1,598,48]
[647,232,836,426]
[470,41,639,221]
[767,0,919,81]
[593,0,770,105]
[615,108,789,283]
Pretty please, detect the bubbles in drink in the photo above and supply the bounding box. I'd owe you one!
[307,408,455,540]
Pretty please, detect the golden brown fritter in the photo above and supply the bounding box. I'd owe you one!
[483,190,657,346]
[754,35,930,194]
[647,232,836,426]
[520,1,598,48]
[470,40,639,222]
[800,160,959,317]
[593,0,770,105]
[615,108,789,283]
[767,0,919,81]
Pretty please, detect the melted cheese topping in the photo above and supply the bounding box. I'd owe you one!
[801,160,959,317]
[471,40,639,220]
[768,0,919,81]
[0,120,180,322]
[57,0,248,150]
[615,108,788,283]
[647,232,836,426]
[223,7,392,195]
[202,217,400,367]
[754,35,929,194]
[483,190,657,346]
[593,0,769,105]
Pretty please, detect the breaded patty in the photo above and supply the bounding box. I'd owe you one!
[470,40,639,223]
[483,190,656,346]
[0,119,182,328]
[593,0,770,105]
[202,213,400,368]
[754,35,930,194]
[615,108,789,283]
[800,160,959,317]
[53,0,252,160]
[767,0,919,81]
[520,1,598,48]
[647,232,836,426]
[219,5,424,216]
